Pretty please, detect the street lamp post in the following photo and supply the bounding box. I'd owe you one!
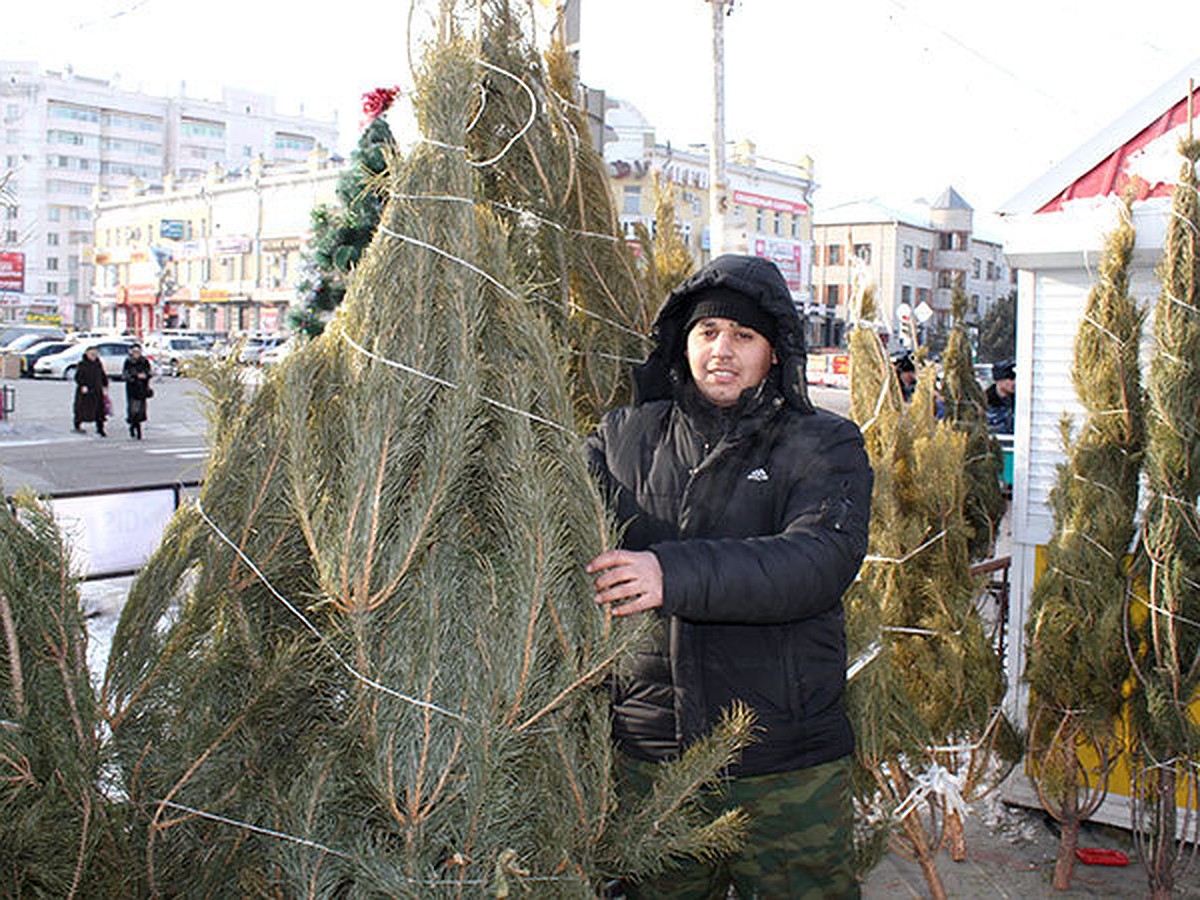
[706,0,734,258]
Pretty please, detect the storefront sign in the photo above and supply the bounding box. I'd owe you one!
[0,251,25,292]
[734,191,808,216]
[118,284,158,305]
[753,238,807,294]
[160,219,186,239]
[212,236,251,255]
[200,288,230,303]
[261,237,302,253]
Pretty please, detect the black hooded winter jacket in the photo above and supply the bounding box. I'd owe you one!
[586,254,872,776]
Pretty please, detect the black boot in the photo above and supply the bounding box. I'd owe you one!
[135,424,142,440]
[97,423,106,437]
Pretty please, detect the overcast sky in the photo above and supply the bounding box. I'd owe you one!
[6,0,1200,212]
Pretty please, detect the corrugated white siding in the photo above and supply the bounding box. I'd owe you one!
[1014,265,1161,545]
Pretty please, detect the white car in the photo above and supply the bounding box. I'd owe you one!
[237,334,286,364]
[259,336,299,367]
[34,339,141,380]
[145,335,209,376]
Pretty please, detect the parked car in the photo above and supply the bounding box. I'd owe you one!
[34,339,141,381]
[259,336,299,368]
[19,339,73,377]
[144,335,209,376]
[0,324,66,349]
[237,334,286,365]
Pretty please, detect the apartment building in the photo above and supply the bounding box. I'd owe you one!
[603,99,816,320]
[92,153,341,336]
[812,188,1012,349]
[1,61,338,328]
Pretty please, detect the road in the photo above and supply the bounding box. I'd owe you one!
[0,375,210,494]
[1,374,850,497]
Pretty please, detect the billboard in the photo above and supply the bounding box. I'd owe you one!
[753,238,807,294]
[0,251,25,292]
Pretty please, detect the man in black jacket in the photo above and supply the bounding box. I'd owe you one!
[586,254,872,898]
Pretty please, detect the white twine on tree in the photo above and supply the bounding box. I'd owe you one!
[340,332,574,435]
[892,762,969,823]
[389,191,626,245]
[375,222,650,343]
[846,640,882,682]
[194,501,472,723]
[862,529,947,565]
[156,800,350,858]
[469,59,538,168]
[1137,596,1200,631]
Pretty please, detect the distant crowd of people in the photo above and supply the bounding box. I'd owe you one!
[891,351,1016,434]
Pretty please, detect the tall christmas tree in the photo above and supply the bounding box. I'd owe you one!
[1024,196,1144,890]
[1131,134,1200,900]
[288,88,399,337]
[940,286,1005,561]
[100,3,747,895]
[845,288,1018,899]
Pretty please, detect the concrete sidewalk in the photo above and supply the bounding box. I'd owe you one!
[864,794,1199,898]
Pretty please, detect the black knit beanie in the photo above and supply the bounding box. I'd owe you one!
[683,287,778,346]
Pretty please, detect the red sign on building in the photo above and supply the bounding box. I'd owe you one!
[0,252,25,292]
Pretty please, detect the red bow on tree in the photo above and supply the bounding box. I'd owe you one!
[362,86,400,122]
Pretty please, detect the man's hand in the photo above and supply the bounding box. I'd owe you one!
[586,549,663,617]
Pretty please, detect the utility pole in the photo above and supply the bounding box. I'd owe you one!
[706,0,734,258]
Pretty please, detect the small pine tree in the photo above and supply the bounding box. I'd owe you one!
[940,286,1005,561]
[288,91,397,337]
[1131,136,1200,900]
[1024,196,1144,890]
[977,291,1017,364]
[845,288,1019,899]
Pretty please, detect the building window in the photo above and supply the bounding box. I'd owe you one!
[755,208,764,232]
[918,248,931,269]
[47,257,59,270]
[773,211,783,236]
[47,207,61,222]
[622,185,641,215]
[972,258,981,278]
[275,133,315,152]
[825,284,840,306]
[917,287,931,305]
[827,244,842,265]
[46,281,59,295]
[901,284,912,303]
[902,245,914,268]
[4,230,16,243]
[937,270,954,289]
[853,243,871,264]
[47,233,59,246]
[181,119,224,139]
[791,215,800,238]
[986,261,995,280]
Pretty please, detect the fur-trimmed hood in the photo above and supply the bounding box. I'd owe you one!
[631,254,814,414]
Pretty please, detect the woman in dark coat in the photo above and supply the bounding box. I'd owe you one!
[73,346,108,436]
[122,343,153,439]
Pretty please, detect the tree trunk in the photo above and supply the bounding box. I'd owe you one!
[1052,811,1078,890]
[1147,768,1177,899]
[901,812,948,900]
[945,809,966,862]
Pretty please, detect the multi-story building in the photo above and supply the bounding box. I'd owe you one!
[1,61,338,328]
[812,188,1012,349]
[91,153,341,336]
[603,99,817,336]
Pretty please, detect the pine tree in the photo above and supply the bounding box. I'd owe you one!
[940,286,1005,561]
[0,493,120,895]
[288,89,398,338]
[1131,135,1200,900]
[101,4,747,895]
[845,288,1019,899]
[1024,196,1144,890]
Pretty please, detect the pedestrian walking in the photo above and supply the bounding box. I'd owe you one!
[586,254,873,898]
[73,346,108,436]
[122,343,153,439]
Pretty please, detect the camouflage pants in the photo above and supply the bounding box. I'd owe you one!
[619,755,858,900]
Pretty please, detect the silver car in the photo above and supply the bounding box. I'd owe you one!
[34,339,140,380]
